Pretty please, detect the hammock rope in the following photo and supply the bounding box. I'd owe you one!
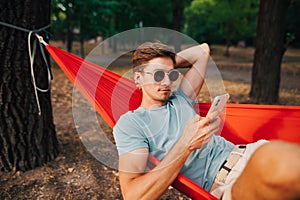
[28,33,51,115]
[0,22,51,115]
[0,21,51,33]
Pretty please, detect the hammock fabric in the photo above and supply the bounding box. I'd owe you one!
[46,44,300,200]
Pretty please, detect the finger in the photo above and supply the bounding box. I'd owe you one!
[206,110,219,122]
[192,131,213,147]
[191,125,211,143]
[208,121,220,134]
[199,116,210,127]
[209,116,221,125]
[190,130,207,144]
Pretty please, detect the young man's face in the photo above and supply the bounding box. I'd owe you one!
[136,57,177,107]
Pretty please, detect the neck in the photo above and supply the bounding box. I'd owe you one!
[140,98,167,109]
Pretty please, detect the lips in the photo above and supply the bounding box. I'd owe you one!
[159,88,171,92]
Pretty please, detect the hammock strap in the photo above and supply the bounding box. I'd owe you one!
[0,21,51,33]
[0,21,51,115]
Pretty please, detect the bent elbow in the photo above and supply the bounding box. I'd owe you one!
[201,43,210,55]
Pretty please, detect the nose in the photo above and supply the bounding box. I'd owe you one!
[160,73,171,86]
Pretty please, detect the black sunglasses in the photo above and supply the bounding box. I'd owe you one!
[143,69,181,82]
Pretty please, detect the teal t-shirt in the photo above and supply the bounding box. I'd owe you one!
[113,88,234,191]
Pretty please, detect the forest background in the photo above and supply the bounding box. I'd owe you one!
[0,0,299,199]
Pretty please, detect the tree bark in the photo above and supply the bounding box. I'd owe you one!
[250,0,291,104]
[170,0,189,52]
[0,0,58,171]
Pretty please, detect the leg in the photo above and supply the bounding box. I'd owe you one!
[231,140,300,200]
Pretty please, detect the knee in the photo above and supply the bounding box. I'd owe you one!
[249,140,300,186]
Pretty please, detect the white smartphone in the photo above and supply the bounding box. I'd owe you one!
[206,93,230,117]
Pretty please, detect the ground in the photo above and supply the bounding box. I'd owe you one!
[0,44,299,200]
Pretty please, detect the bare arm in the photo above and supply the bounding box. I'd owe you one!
[119,140,190,200]
[119,113,220,200]
[176,43,210,100]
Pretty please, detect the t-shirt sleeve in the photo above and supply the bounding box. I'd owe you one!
[113,113,149,155]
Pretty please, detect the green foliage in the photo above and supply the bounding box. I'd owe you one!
[50,0,174,42]
[184,0,259,45]
[184,0,219,43]
[286,0,300,47]
[51,0,123,40]
[129,0,173,28]
[52,0,299,49]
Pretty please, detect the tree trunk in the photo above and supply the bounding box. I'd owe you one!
[224,38,231,57]
[80,36,85,58]
[0,0,58,171]
[66,29,73,53]
[170,0,187,52]
[249,0,291,104]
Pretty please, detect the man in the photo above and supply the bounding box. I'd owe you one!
[113,41,300,199]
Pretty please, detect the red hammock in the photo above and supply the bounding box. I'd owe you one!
[46,44,300,200]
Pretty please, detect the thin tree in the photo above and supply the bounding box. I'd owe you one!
[0,0,58,171]
[170,0,191,51]
[250,0,291,103]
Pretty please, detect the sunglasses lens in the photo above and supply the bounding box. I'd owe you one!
[168,70,180,82]
[154,70,165,82]
[152,70,180,82]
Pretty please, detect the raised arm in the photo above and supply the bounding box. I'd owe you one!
[176,43,210,100]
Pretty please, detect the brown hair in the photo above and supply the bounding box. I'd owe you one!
[132,41,176,72]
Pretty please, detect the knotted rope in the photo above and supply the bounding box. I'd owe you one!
[0,21,51,115]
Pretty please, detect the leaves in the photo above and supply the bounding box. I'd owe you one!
[184,0,259,44]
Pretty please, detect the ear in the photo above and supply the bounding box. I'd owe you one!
[134,72,143,87]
